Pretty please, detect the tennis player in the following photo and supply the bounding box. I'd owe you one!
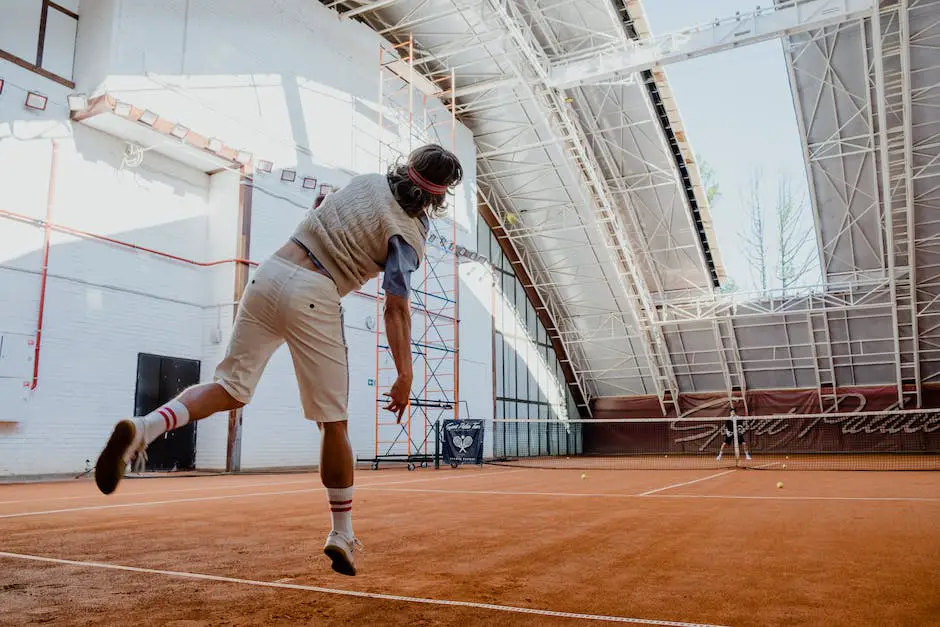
[93,144,463,576]
[716,410,751,461]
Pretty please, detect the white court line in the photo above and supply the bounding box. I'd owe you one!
[359,486,636,498]
[648,494,940,503]
[636,470,736,496]
[0,469,528,519]
[0,467,516,506]
[0,468,522,506]
[750,462,781,469]
[0,478,316,506]
[0,487,322,519]
[355,486,940,503]
[6,471,935,519]
[0,551,729,627]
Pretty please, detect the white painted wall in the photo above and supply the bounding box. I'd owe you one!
[0,0,498,475]
[0,118,224,474]
[0,0,587,476]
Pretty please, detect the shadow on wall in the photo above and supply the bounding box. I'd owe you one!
[0,119,239,434]
[0,214,227,416]
[69,125,210,201]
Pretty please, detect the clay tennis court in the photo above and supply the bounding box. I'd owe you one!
[2,465,938,626]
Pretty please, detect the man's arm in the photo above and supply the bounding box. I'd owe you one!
[383,293,412,422]
[381,236,421,422]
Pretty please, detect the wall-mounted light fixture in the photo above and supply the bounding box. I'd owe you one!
[138,110,158,126]
[25,92,48,111]
[67,93,88,111]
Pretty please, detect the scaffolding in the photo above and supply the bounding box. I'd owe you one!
[364,37,459,471]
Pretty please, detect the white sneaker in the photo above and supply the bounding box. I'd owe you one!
[323,531,361,576]
[716,454,722,461]
[745,453,752,461]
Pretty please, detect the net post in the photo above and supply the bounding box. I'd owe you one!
[731,410,741,465]
[434,419,440,469]
[546,420,551,456]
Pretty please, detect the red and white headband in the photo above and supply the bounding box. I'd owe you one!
[408,165,450,195]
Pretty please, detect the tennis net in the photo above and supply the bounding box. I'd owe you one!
[490,410,940,471]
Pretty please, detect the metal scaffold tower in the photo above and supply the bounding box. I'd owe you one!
[366,37,459,470]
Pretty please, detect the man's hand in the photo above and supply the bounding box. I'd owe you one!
[383,374,413,423]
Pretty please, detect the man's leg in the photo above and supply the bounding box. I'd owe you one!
[136,383,244,449]
[95,262,286,495]
[94,383,243,494]
[320,421,355,534]
[282,279,354,575]
[717,441,727,460]
[318,420,359,576]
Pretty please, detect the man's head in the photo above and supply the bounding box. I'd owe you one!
[387,144,463,219]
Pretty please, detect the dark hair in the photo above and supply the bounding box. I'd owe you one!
[387,144,463,219]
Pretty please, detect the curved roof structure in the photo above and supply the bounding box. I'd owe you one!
[328,0,940,413]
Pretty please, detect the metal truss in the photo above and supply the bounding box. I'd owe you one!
[657,277,894,323]
[782,0,940,407]
[480,183,599,410]
[547,0,874,89]
[329,0,939,405]
[333,0,735,409]
[481,0,681,414]
[870,0,919,406]
[904,0,940,389]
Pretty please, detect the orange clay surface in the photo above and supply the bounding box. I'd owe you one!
[1,466,939,626]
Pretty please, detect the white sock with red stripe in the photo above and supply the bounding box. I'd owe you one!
[327,486,354,538]
[133,400,191,448]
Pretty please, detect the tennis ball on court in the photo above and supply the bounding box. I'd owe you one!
[777,482,784,489]
[580,473,587,480]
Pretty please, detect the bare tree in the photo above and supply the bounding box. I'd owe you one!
[742,171,769,293]
[738,170,819,294]
[775,178,817,293]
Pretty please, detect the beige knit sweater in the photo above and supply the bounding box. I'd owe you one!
[292,173,427,296]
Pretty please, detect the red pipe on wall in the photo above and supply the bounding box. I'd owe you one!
[0,208,256,269]
[2,202,459,390]
[1,209,459,320]
[52,228,254,267]
[30,142,57,390]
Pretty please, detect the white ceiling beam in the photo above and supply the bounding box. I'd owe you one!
[547,0,874,89]
[485,0,676,410]
[899,0,922,407]
[336,0,407,18]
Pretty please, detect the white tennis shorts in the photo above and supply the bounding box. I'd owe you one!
[214,255,348,422]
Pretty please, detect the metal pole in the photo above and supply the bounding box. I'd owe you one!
[731,410,741,465]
